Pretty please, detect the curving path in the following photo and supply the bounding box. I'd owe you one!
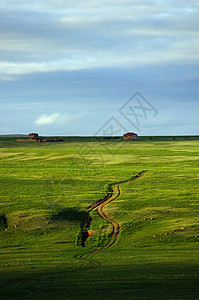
[75,170,148,269]
[96,184,121,249]
[95,170,148,249]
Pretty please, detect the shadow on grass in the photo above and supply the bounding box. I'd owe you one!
[0,214,8,230]
[0,263,199,299]
[51,208,87,225]
[51,208,91,247]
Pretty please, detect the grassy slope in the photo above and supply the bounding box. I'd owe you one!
[0,138,199,299]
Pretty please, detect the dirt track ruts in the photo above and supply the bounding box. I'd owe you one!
[96,170,148,249]
[75,170,148,270]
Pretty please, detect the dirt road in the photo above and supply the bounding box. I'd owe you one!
[75,171,148,269]
[95,170,148,249]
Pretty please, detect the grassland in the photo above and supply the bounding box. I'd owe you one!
[0,137,199,299]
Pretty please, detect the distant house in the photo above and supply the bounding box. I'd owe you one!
[29,133,39,138]
[123,132,138,140]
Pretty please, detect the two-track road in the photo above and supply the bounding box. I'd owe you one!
[75,171,148,270]
[96,170,148,249]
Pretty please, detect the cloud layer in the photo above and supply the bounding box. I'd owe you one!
[1,1,199,79]
[0,1,199,136]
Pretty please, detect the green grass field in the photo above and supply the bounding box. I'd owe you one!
[0,137,199,299]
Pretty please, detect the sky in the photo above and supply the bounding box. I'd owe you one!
[0,0,199,136]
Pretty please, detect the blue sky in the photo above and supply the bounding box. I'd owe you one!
[0,0,199,136]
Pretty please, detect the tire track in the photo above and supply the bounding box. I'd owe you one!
[96,184,121,249]
[74,252,102,270]
[75,170,148,269]
[96,170,148,249]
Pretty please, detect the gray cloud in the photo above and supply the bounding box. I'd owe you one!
[0,1,199,79]
[0,1,199,136]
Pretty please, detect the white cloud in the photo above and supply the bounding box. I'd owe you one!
[34,111,87,127]
[34,113,60,125]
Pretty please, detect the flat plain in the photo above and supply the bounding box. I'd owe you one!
[0,136,199,299]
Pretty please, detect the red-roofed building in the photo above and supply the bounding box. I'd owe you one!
[29,133,39,138]
[123,132,138,140]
